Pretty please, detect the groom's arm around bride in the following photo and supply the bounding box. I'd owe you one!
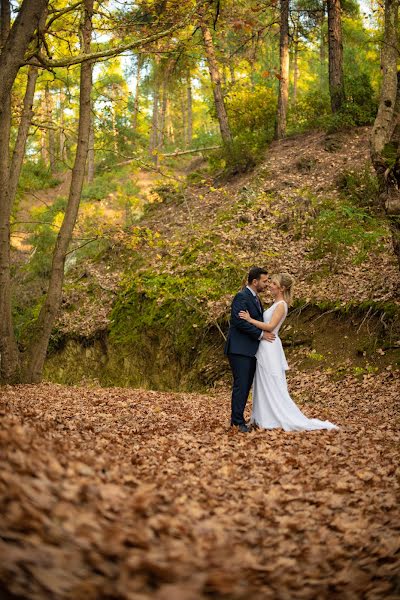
[224,267,275,432]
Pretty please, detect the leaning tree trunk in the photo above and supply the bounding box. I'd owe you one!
[24,0,94,383]
[327,0,345,113]
[370,0,400,268]
[201,23,232,146]
[275,0,290,139]
[8,66,39,203]
[0,0,48,113]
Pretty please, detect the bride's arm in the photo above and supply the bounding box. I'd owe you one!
[239,304,286,331]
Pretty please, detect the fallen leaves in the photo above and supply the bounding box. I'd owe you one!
[0,369,399,598]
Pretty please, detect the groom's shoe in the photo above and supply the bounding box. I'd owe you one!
[237,424,250,433]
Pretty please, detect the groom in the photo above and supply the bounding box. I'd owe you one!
[224,267,275,432]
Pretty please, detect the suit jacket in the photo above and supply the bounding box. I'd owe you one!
[224,287,264,357]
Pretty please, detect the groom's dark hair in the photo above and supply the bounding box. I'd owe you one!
[248,266,268,284]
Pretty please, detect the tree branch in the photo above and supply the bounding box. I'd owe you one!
[25,3,205,69]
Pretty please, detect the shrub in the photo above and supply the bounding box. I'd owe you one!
[18,159,61,194]
[308,199,387,268]
[336,164,380,209]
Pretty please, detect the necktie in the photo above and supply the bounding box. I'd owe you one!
[255,296,262,313]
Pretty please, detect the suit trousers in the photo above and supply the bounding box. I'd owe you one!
[228,354,257,426]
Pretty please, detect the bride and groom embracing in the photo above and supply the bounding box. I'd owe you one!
[224,266,338,433]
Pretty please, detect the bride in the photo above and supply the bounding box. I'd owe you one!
[239,273,338,432]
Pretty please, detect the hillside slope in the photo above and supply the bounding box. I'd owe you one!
[36,126,400,387]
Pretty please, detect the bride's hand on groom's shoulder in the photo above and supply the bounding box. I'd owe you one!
[238,310,251,321]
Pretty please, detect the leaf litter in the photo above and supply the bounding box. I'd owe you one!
[0,368,399,599]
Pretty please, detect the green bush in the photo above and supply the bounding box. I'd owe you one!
[288,89,331,133]
[81,171,119,201]
[288,72,377,134]
[23,196,67,278]
[206,83,277,175]
[18,159,61,194]
[336,164,379,209]
[308,199,387,268]
[226,84,276,142]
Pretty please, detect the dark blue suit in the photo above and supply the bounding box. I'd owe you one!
[224,287,263,426]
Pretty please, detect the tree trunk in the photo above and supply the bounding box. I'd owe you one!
[292,36,300,106]
[0,0,20,382]
[275,0,290,139]
[87,112,95,183]
[149,58,160,164]
[0,0,47,382]
[41,127,48,163]
[201,23,232,146]
[24,0,94,383]
[45,84,56,173]
[186,68,193,149]
[180,96,187,148]
[327,0,345,113]
[0,0,48,114]
[229,62,236,86]
[319,11,326,66]
[159,61,172,149]
[166,99,174,144]
[8,65,39,206]
[59,90,67,163]
[132,53,143,132]
[370,0,400,268]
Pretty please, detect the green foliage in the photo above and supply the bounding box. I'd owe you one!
[12,297,43,345]
[204,84,277,176]
[226,84,276,143]
[110,238,243,350]
[150,183,185,204]
[336,164,379,209]
[288,72,377,134]
[381,143,398,169]
[23,196,67,278]
[308,198,387,267]
[18,160,61,194]
[81,171,121,201]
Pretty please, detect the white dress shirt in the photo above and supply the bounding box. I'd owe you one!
[246,286,264,340]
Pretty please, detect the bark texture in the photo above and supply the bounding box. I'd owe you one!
[0,0,20,382]
[8,66,39,209]
[0,0,48,113]
[24,0,94,382]
[370,0,400,268]
[327,0,345,112]
[132,54,143,132]
[0,0,47,382]
[201,23,232,145]
[186,69,193,148]
[275,0,290,139]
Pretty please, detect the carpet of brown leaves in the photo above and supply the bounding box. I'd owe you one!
[1,370,399,599]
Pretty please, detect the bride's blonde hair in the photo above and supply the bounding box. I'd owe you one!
[271,272,294,306]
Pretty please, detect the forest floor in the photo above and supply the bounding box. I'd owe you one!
[1,369,399,599]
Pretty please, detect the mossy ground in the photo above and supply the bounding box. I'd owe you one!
[14,127,400,390]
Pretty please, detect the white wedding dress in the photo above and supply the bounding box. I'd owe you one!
[250,300,338,431]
